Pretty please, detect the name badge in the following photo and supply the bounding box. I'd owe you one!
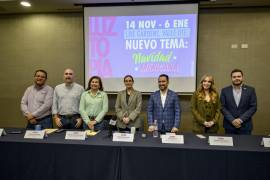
[209,136,233,146]
[65,131,86,140]
[161,134,184,144]
[113,132,134,142]
[24,130,45,139]
[262,138,270,148]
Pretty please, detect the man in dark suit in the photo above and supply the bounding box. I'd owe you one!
[220,69,257,134]
[148,74,181,133]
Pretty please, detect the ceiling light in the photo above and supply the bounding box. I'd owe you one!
[20,1,31,7]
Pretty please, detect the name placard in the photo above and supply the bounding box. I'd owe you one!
[24,130,45,139]
[113,132,134,142]
[161,134,184,144]
[209,136,233,146]
[0,128,5,136]
[65,131,86,140]
[262,138,270,148]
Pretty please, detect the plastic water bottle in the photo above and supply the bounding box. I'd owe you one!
[153,120,158,138]
[34,124,42,131]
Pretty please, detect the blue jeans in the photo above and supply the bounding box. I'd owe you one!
[225,128,251,135]
[26,115,52,130]
[59,114,82,129]
[83,120,107,131]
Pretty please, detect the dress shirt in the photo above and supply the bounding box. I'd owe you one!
[233,85,242,107]
[21,84,53,119]
[160,90,168,108]
[79,90,108,124]
[126,91,130,105]
[52,83,84,115]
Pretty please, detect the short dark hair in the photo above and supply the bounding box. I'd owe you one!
[158,74,169,81]
[231,69,243,77]
[86,76,103,91]
[34,69,47,79]
[124,75,134,82]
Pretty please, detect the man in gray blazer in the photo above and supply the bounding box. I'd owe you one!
[115,75,142,130]
[220,69,257,134]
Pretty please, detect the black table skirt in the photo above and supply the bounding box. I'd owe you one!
[1,129,269,180]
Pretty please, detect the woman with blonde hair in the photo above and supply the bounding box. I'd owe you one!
[191,74,221,133]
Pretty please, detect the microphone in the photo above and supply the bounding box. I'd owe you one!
[108,115,117,137]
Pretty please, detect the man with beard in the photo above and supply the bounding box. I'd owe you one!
[147,74,181,133]
[220,69,257,134]
[21,69,53,129]
[52,69,84,129]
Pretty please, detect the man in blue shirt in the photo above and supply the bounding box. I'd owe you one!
[52,69,84,129]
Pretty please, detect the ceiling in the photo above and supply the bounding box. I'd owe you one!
[0,0,270,14]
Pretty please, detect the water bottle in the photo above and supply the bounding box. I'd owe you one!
[160,120,166,135]
[153,120,158,138]
[34,124,42,131]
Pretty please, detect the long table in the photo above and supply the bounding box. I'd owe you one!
[0,129,270,180]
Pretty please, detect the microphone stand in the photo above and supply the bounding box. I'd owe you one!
[106,115,117,138]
